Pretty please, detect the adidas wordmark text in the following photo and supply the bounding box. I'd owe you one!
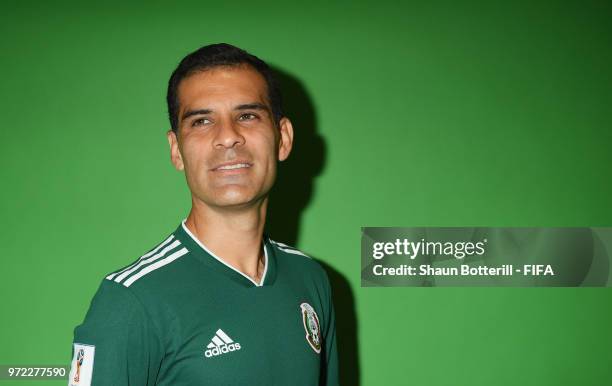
[204,329,241,358]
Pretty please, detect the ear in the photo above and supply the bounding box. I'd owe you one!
[277,117,294,162]
[167,129,184,171]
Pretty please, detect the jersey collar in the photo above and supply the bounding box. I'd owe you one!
[173,219,277,288]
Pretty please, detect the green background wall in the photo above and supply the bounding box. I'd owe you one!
[1,0,611,385]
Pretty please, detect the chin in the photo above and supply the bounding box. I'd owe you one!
[209,188,261,208]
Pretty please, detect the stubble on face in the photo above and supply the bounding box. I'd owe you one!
[174,65,281,211]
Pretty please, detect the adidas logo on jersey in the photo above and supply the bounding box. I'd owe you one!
[204,329,241,358]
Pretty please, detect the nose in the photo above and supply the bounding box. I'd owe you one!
[213,118,245,149]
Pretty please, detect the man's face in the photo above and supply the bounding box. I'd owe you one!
[167,65,293,210]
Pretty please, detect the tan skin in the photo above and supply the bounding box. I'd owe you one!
[167,65,294,284]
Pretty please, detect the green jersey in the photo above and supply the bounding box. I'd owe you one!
[68,219,338,386]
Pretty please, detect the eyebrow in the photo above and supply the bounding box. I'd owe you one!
[181,102,270,122]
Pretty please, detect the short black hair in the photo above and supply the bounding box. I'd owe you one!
[166,43,283,134]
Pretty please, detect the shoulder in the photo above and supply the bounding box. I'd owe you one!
[268,238,315,265]
[268,238,312,259]
[104,232,189,289]
[267,238,330,284]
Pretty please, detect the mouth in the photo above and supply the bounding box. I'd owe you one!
[211,161,253,172]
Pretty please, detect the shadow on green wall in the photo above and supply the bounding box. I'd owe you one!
[265,67,360,386]
[318,259,360,386]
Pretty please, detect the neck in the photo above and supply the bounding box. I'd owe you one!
[184,197,268,284]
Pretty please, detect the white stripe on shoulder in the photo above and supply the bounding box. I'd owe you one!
[269,239,298,250]
[105,235,175,280]
[269,239,311,258]
[123,247,189,287]
[113,239,182,284]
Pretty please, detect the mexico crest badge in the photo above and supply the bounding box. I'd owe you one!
[300,302,322,354]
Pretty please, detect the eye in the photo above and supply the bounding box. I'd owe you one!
[238,113,258,121]
[192,117,211,127]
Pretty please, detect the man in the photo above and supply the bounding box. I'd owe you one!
[67,43,339,386]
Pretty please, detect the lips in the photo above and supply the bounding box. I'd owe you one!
[212,161,253,171]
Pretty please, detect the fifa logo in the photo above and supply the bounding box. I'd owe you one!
[73,348,85,383]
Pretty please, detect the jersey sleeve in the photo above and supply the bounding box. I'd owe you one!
[67,279,163,386]
[320,270,339,386]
